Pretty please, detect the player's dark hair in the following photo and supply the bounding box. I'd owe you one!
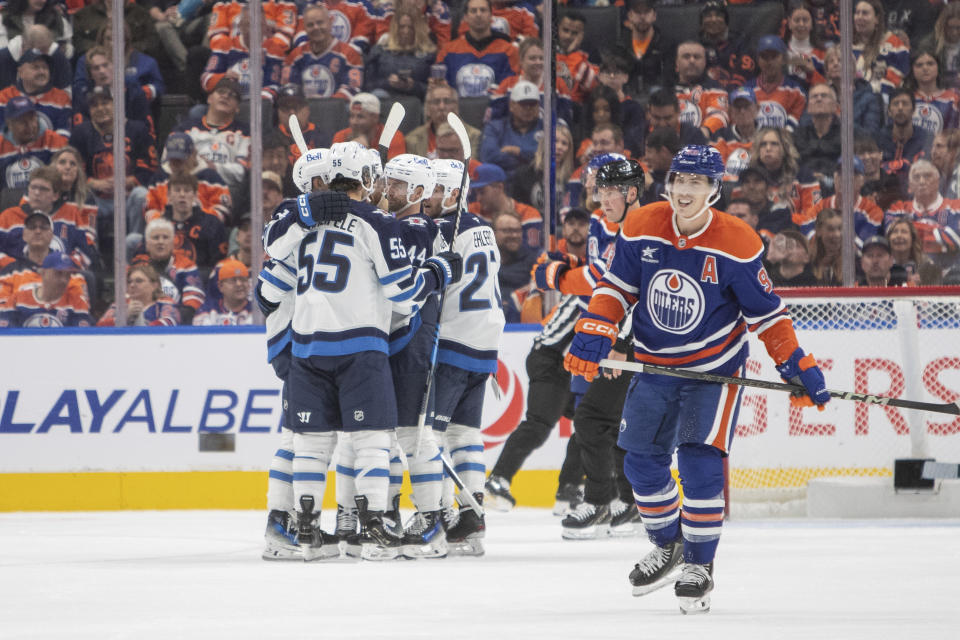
[889,87,915,109]
[648,89,679,110]
[646,126,681,154]
[561,11,586,26]
[329,177,362,192]
[29,165,62,192]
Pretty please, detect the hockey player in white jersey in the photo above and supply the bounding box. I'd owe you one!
[263,141,463,561]
[424,158,506,556]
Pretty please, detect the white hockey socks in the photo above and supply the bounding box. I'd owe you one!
[388,431,403,506]
[292,431,336,515]
[445,423,485,495]
[396,425,443,512]
[334,434,357,509]
[266,428,295,512]
[351,430,392,512]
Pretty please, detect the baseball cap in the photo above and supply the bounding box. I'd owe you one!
[729,86,756,105]
[350,92,381,115]
[835,157,865,175]
[757,35,787,55]
[86,85,112,103]
[862,235,891,254]
[471,163,507,188]
[213,76,241,99]
[218,258,250,281]
[24,210,52,227]
[41,251,79,271]
[262,170,283,192]
[19,48,52,67]
[510,80,539,103]
[277,83,307,106]
[562,207,591,224]
[164,132,195,160]
[6,95,37,120]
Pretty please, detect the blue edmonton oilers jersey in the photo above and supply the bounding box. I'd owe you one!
[577,210,620,309]
[389,212,443,354]
[596,201,790,378]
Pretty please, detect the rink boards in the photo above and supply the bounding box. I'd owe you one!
[1,323,959,510]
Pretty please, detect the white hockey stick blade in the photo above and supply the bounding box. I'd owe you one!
[288,114,308,155]
[446,112,472,161]
[378,102,405,153]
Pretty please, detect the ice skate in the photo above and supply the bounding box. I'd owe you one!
[296,497,340,562]
[609,499,643,537]
[355,495,401,561]
[484,475,516,511]
[553,483,583,516]
[400,510,448,559]
[446,493,485,556]
[384,494,403,538]
[335,504,361,559]
[629,539,684,596]
[675,562,714,614]
[561,501,611,540]
[261,510,301,561]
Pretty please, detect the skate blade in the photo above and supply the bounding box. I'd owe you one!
[447,539,484,557]
[631,566,683,597]
[608,524,642,538]
[261,547,302,561]
[361,545,400,561]
[401,541,449,559]
[339,541,362,560]
[302,545,341,562]
[678,595,711,614]
[561,524,609,540]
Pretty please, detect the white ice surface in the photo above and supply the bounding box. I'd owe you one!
[2,509,958,640]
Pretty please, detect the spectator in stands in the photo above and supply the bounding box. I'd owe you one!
[262,171,285,218]
[885,159,960,270]
[808,207,843,286]
[71,86,155,244]
[51,146,97,243]
[479,79,542,180]
[74,25,164,109]
[737,166,792,240]
[491,38,574,124]
[594,53,645,155]
[885,0,941,51]
[671,41,728,139]
[470,163,541,249]
[697,0,753,90]
[146,0,190,78]
[932,129,960,199]
[852,0,909,100]
[512,120,574,213]
[192,258,253,325]
[922,2,960,91]
[856,134,886,199]
[0,48,71,139]
[131,217,204,322]
[307,0,377,54]
[878,88,934,192]
[365,4,434,101]
[0,95,68,191]
[436,0,518,98]
[225,211,255,269]
[201,5,285,100]
[857,235,906,287]
[555,10,597,105]
[455,0,538,42]
[0,208,50,304]
[905,47,960,138]
[97,263,180,326]
[0,164,97,269]
[806,0,840,45]
[275,83,327,161]
[725,198,760,234]
[73,44,151,126]
[793,83,850,180]
[565,123,627,209]
[259,132,297,197]
[73,0,159,61]
[885,217,933,286]
[794,158,883,246]
[0,24,71,92]
[749,126,820,215]
[822,45,883,137]
[764,228,817,287]
[144,171,227,270]
[576,86,622,165]
[645,88,708,155]
[284,3,364,100]
[712,85,758,183]
[641,126,680,203]
[606,0,666,98]
[149,132,232,225]
[0,251,91,327]
[372,0,451,51]
[406,83,481,160]
[557,206,589,260]
[783,1,826,90]
[493,209,537,323]
[745,35,806,132]
[331,92,406,158]
[174,77,250,190]
[0,0,74,59]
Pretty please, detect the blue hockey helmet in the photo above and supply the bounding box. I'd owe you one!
[587,152,628,173]
[668,145,725,182]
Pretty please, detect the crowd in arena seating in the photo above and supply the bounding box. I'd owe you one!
[1,0,960,328]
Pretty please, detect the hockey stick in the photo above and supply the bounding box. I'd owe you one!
[598,359,960,415]
[378,102,406,165]
[288,113,308,155]
[445,111,471,237]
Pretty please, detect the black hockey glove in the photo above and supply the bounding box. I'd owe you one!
[423,251,463,288]
[297,191,351,227]
[254,281,279,317]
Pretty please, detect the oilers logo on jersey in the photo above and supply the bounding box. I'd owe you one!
[913,103,945,136]
[304,64,337,98]
[329,11,353,44]
[456,64,496,97]
[491,15,510,35]
[756,100,789,129]
[7,156,44,190]
[678,98,703,129]
[646,269,705,334]
[723,148,751,181]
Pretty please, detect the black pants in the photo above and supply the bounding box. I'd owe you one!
[491,344,582,487]
[574,363,634,506]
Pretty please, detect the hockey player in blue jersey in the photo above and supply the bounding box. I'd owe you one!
[424,157,506,556]
[263,141,463,561]
[565,146,830,613]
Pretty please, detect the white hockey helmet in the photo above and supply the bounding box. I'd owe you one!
[384,153,437,204]
[292,147,329,194]
[430,158,466,203]
[327,141,380,194]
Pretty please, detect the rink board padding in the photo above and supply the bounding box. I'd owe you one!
[1,323,958,510]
